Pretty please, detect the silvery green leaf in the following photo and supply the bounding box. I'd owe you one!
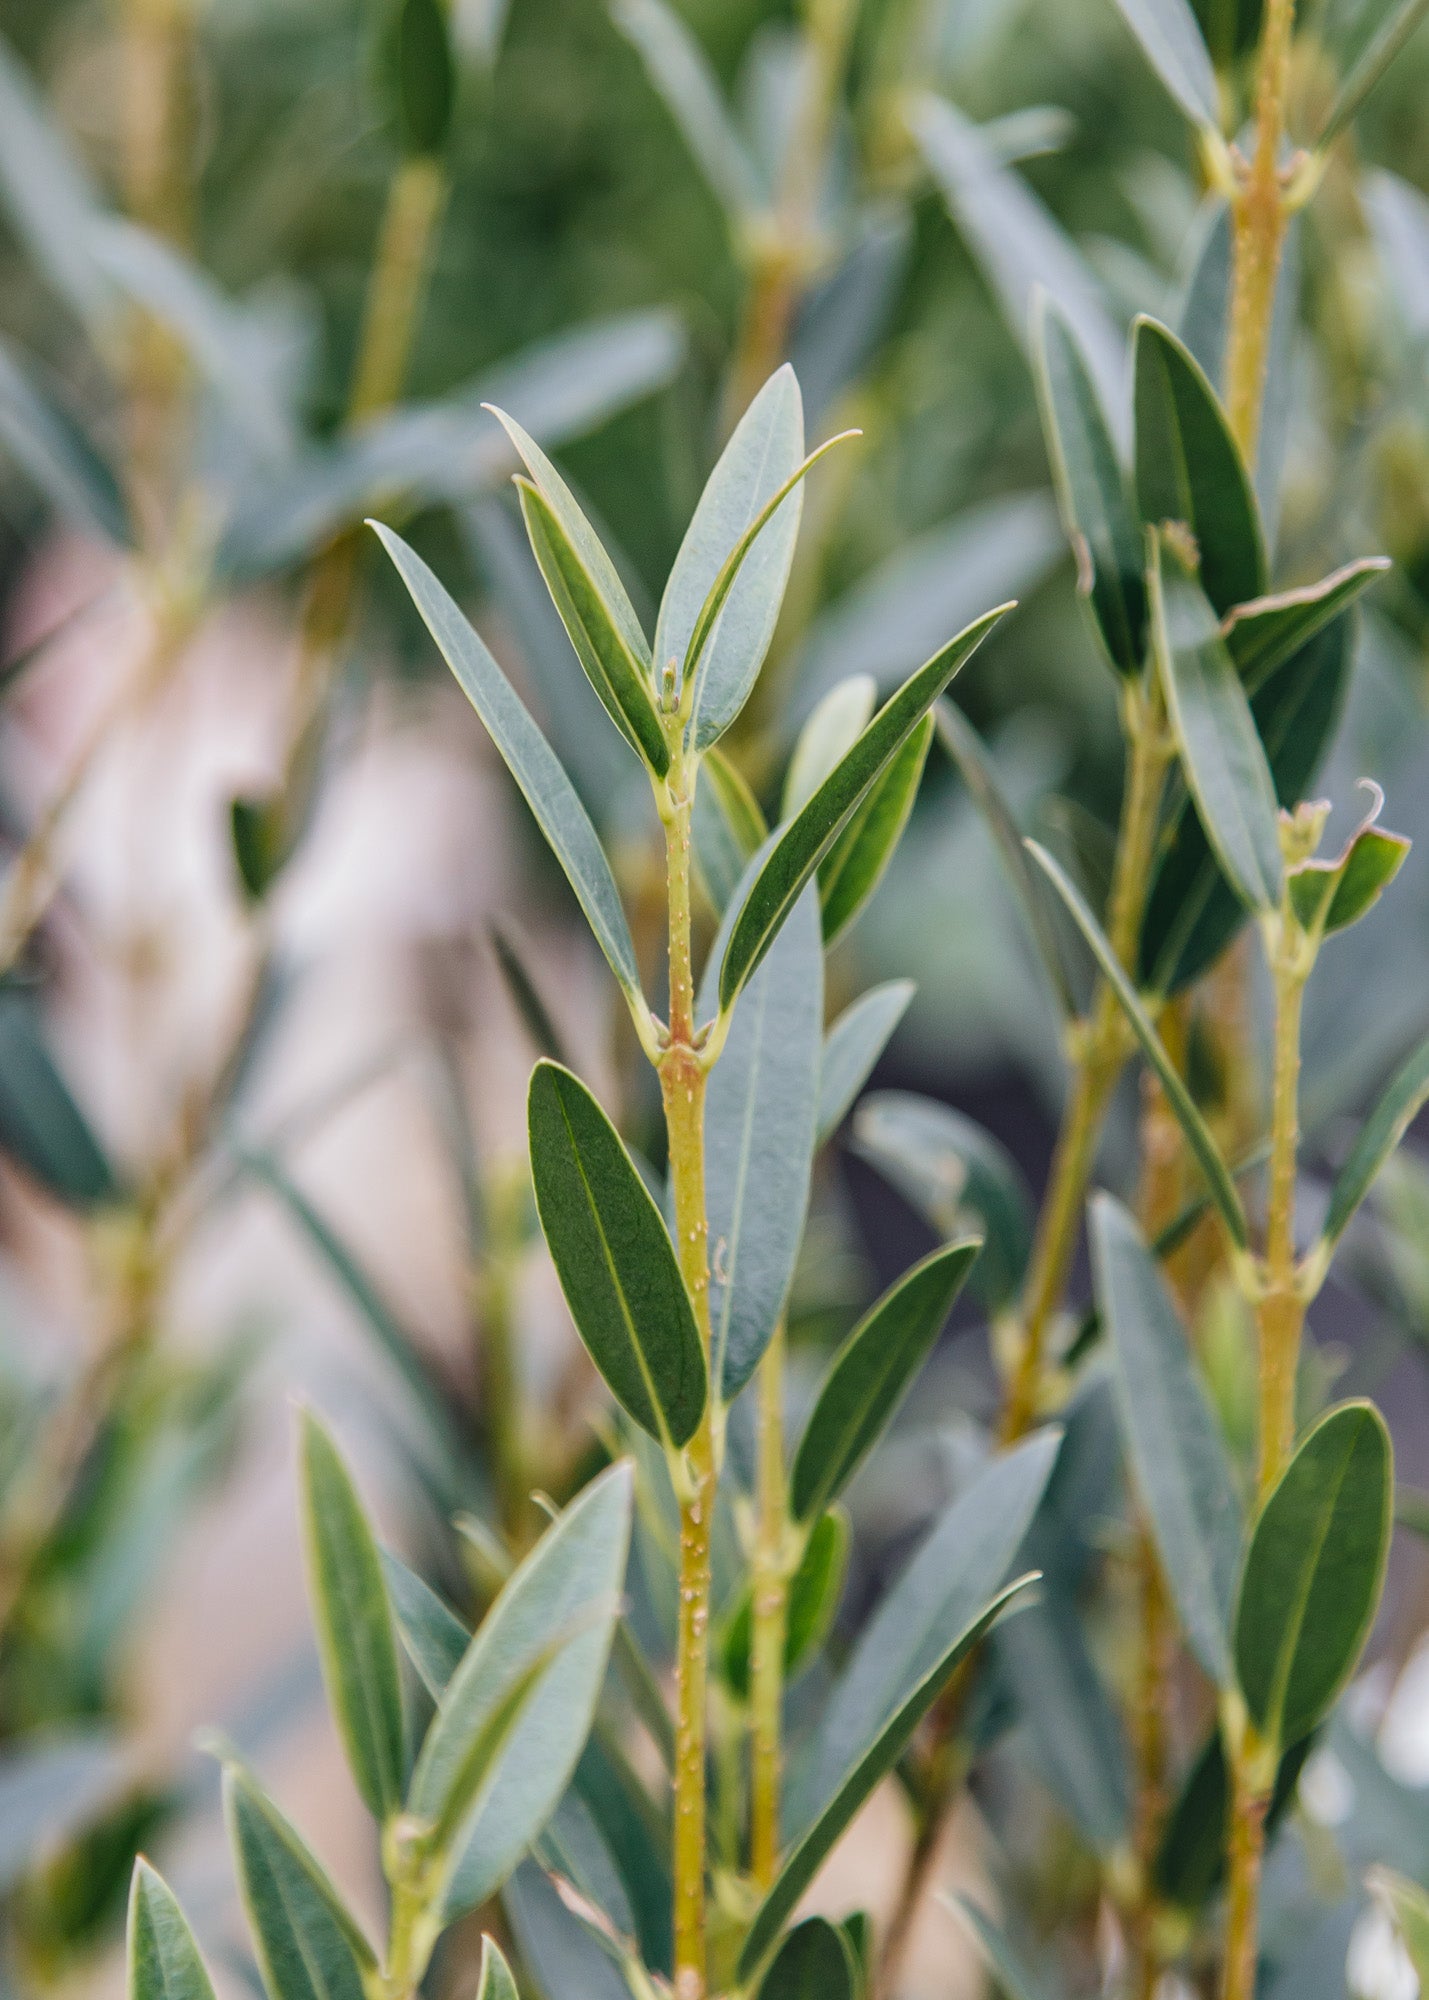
[788,209,911,426]
[783,677,877,820]
[126,1864,216,2000]
[1090,1194,1241,1684]
[997,1590,1132,1854]
[0,1731,126,1891]
[505,1860,636,2000]
[0,36,113,331]
[1317,1034,1429,1259]
[978,105,1078,163]
[381,1548,470,1698]
[0,339,132,545]
[1318,0,1429,144]
[224,1766,375,2000]
[817,980,915,1142]
[1364,170,1429,339]
[610,0,763,217]
[476,1938,521,2000]
[699,887,822,1399]
[373,527,644,1009]
[912,93,1128,446]
[948,1898,1059,2000]
[1176,200,1231,382]
[693,746,767,913]
[1108,0,1219,127]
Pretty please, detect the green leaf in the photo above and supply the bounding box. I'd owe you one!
[1318,0,1429,144]
[0,339,131,544]
[1370,1867,1429,1983]
[997,1590,1131,1853]
[1317,1034,1429,1259]
[298,1413,405,1820]
[224,1767,375,2000]
[783,677,878,819]
[1028,841,1248,1245]
[1133,315,1265,615]
[850,1090,1034,1312]
[527,1061,707,1448]
[126,1863,216,2000]
[1108,0,1219,125]
[1287,782,1410,939]
[1151,536,1283,912]
[722,1509,849,1701]
[693,746,767,914]
[935,701,1078,1017]
[718,606,1010,1012]
[737,1575,1036,1981]
[0,36,113,332]
[817,980,915,1143]
[380,0,456,155]
[414,1466,633,1918]
[489,919,575,1068]
[1221,559,1389,686]
[1153,1728,1314,1909]
[818,712,934,943]
[516,478,669,775]
[789,1240,981,1523]
[0,1731,126,1891]
[1233,1401,1392,1750]
[371,525,644,1010]
[948,1897,1056,2000]
[806,1430,1060,1820]
[756,1918,859,2000]
[609,0,762,218]
[381,1548,471,1697]
[1032,293,1146,676]
[699,887,822,1399]
[476,1937,522,2000]
[1089,1194,1241,1684]
[0,984,120,1208]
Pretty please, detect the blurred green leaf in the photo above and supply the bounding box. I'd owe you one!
[699,887,821,1399]
[476,1937,521,2000]
[1108,0,1219,125]
[783,677,877,819]
[817,979,914,1143]
[756,1917,859,2000]
[381,1547,470,1697]
[1090,1193,1241,1684]
[0,1732,126,1891]
[722,1508,849,1700]
[1222,560,1389,686]
[1152,535,1283,912]
[1234,1401,1392,1750]
[1317,1034,1429,1259]
[1033,292,1146,676]
[818,712,933,943]
[225,1765,375,2000]
[1153,1727,1313,1909]
[0,339,131,544]
[373,526,645,1010]
[997,1588,1132,1853]
[126,1863,215,2000]
[0,984,120,1209]
[693,746,766,913]
[789,1240,981,1523]
[719,606,1010,1012]
[299,1413,405,1820]
[379,0,456,155]
[1318,0,1429,144]
[0,35,113,332]
[949,1897,1057,2000]
[528,1061,706,1448]
[488,919,575,1068]
[609,0,762,218]
[1370,1867,1429,1982]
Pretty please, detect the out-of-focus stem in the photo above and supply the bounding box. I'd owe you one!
[749,1323,789,1890]
[1225,0,1299,459]
[1256,935,1306,1497]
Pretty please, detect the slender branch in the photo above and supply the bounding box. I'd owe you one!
[749,1323,790,1890]
[1256,931,1307,1497]
[1225,0,1300,459]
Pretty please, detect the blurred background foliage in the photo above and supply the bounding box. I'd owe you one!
[2,0,1429,1993]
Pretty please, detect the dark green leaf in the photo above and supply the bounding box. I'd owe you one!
[489,919,574,1068]
[517,479,669,775]
[718,606,1010,1012]
[1027,840,1249,1246]
[1317,1034,1429,1260]
[126,1863,216,2000]
[0,984,120,1208]
[693,746,767,913]
[1287,783,1410,939]
[1318,0,1429,143]
[1108,0,1219,124]
[298,1413,405,1820]
[997,1589,1131,1853]
[1033,293,1146,675]
[737,1575,1036,1980]
[805,1430,1061,1815]
[381,0,455,155]
[1234,1401,1392,1750]
[225,1767,375,2000]
[0,339,131,544]
[818,713,934,943]
[1153,1728,1314,1909]
[1133,316,1265,615]
[372,525,644,1009]
[700,888,821,1399]
[1221,560,1389,686]
[1089,1193,1241,1683]
[757,1918,858,2000]
[410,1461,633,1917]
[1152,537,1283,912]
[817,980,915,1143]
[789,1240,981,1523]
[722,1509,849,1700]
[850,1090,1034,1312]
[527,1061,706,1448]
[476,1937,521,2000]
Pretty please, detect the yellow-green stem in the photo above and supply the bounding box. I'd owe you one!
[1225,0,1299,459]
[659,764,716,2000]
[749,1323,790,1889]
[1257,938,1307,1495]
[1221,1735,1271,2000]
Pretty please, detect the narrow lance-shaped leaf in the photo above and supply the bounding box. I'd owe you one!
[528,1062,706,1448]
[1151,534,1283,913]
[476,1937,522,2000]
[790,1240,982,1524]
[1221,559,1389,687]
[489,919,575,1069]
[1234,1401,1392,1751]
[1319,0,1429,145]
[1316,1034,1429,1262]
[1090,1194,1241,1684]
[718,605,1011,1012]
[0,340,132,544]
[298,1414,405,1820]
[817,980,915,1142]
[609,0,763,218]
[1033,292,1146,676]
[516,478,669,774]
[783,676,878,819]
[0,984,121,1209]
[757,1918,859,2000]
[818,712,934,943]
[1108,0,1220,127]
[371,525,644,1010]
[1133,315,1265,614]
[126,1864,216,2000]
[381,1548,470,1697]
[224,1766,376,2000]
[693,745,766,913]
[736,1575,1037,1980]
[948,1898,1056,2000]
[1027,840,1249,1245]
